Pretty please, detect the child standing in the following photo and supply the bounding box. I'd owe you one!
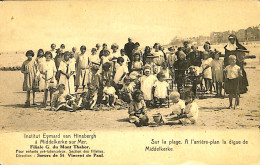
[201,51,213,93]
[210,51,224,97]
[40,51,57,106]
[114,57,128,86]
[21,50,38,106]
[58,51,76,95]
[120,76,135,103]
[75,45,89,92]
[224,55,242,109]
[128,90,149,127]
[174,51,188,93]
[131,53,143,74]
[120,49,130,72]
[140,66,158,107]
[153,72,169,107]
[89,48,101,66]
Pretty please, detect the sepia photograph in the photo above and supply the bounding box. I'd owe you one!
[0,1,259,165]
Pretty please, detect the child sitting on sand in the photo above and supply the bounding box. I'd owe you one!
[162,91,185,123]
[21,50,38,107]
[128,90,149,127]
[102,80,117,107]
[119,76,135,103]
[51,84,76,112]
[164,91,199,125]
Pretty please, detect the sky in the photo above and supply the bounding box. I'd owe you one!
[0,1,259,52]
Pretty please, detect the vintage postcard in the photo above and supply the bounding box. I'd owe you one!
[0,1,259,165]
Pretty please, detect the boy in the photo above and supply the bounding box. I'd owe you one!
[102,80,117,107]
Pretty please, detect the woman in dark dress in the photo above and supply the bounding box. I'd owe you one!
[224,34,248,94]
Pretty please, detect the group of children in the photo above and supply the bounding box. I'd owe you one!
[21,40,246,126]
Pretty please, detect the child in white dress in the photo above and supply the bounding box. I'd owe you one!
[201,51,212,93]
[58,51,76,95]
[140,66,158,107]
[153,72,169,107]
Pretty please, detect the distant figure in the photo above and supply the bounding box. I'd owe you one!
[124,38,135,70]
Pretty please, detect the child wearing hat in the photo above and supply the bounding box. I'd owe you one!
[21,50,38,106]
[128,90,149,127]
[153,72,169,108]
[75,45,89,92]
[140,65,158,107]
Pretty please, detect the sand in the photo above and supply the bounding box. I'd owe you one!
[0,46,259,132]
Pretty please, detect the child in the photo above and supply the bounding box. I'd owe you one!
[210,51,224,97]
[131,53,143,74]
[72,47,78,59]
[166,47,177,78]
[128,90,149,127]
[21,50,38,106]
[75,45,89,92]
[51,84,78,112]
[114,57,128,86]
[160,62,170,79]
[174,51,188,93]
[50,43,56,58]
[58,51,76,95]
[111,43,120,59]
[153,43,165,73]
[35,49,45,92]
[40,51,57,106]
[120,49,130,72]
[201,51,213,93]
[88,65,101,108]
[161,91,185,123]
[102,80,117,107]
[165,91,199,125]
[77,85,98,110]
[140,65,158,107]
[153,72,169,107]
[120,76,135,103]
[224,55,242,109]
[89,48,101,66]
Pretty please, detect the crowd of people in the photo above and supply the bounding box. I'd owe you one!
[21,35,249,127]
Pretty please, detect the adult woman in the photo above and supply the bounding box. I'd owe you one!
[224,34,248,94]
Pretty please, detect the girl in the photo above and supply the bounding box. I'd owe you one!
[224,55,242,109]
[152,43,165,73]
[21,50,38,106]
[140,65,158,107]
[89,48,101,66]
[131,42,142,62]
[153,72,169,108]
[88,65,101,108]
[131,53,143,74]
[143,46,152,65]
[75,45,89,92]
[120,49,130,72]
[128,90,149,127]
[120,76,135,103]
[201,51,213,93]
[58,51,76,95]
[35,49,45,92]
[111,43,120,59]
[210,51,224,97]
[40,51,57,106]
[114,57,128,85]
[50,43,56,58]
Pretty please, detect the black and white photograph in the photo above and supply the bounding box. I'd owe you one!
[0,1,259,165]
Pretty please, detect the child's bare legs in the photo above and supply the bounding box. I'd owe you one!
[49,88,54,106]
[43,89,48,106]
[215,82,219,96]
[228,94,233,108]
[234,94,240,109]
[25,90,30,106]
[75,85,79,92]
[32,90,36,105]
[109,95,115,107]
